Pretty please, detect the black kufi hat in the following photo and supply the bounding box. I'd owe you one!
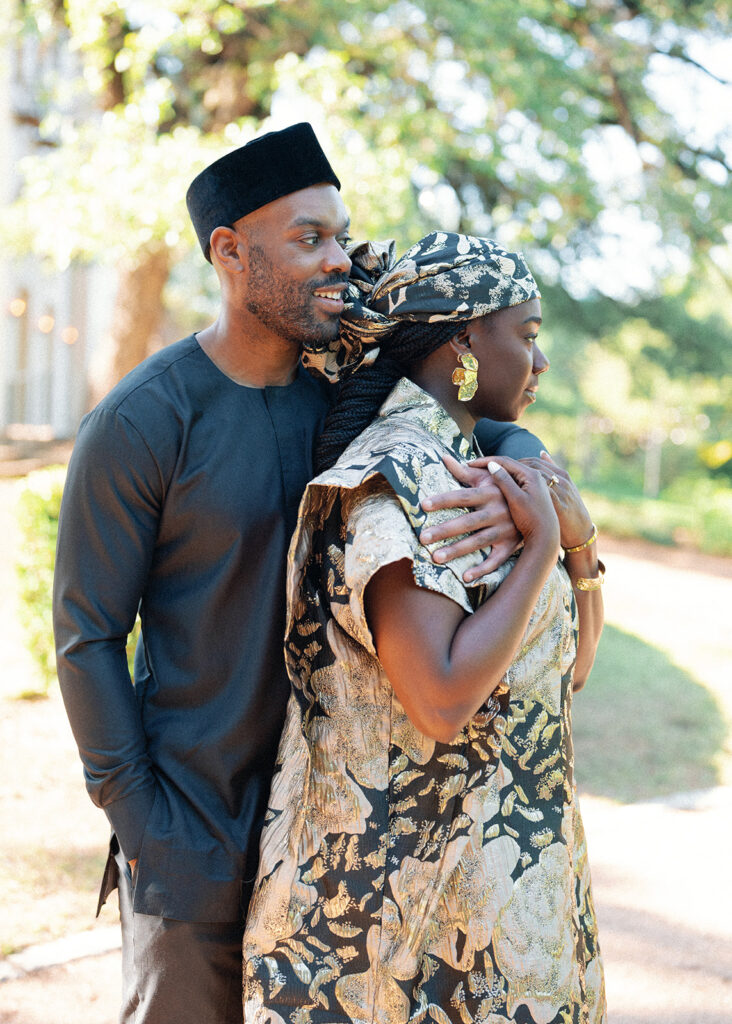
[186,122,341,262]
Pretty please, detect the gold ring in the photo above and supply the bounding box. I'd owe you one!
[548,474,559,489]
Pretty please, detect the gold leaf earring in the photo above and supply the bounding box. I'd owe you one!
[452,351,479,401]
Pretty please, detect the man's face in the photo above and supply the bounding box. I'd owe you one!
[238,185,352,347]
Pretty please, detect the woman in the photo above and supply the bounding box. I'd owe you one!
[243,233,606,1023]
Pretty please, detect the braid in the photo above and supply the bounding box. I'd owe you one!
[315,357,403,474]
[315,319,467,473]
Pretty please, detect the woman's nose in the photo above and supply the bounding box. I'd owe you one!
[534,345,550,375]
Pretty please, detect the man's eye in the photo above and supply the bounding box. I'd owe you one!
[338,235,352,249]
[300,235,320,247]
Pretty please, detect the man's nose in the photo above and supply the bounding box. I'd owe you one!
[321,238,352,275]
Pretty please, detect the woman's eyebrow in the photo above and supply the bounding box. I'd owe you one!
[521,315,543,325]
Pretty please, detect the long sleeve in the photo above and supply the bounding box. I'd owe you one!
[53,406,161,862]
[51,339,332,921]
[473,418,545,460]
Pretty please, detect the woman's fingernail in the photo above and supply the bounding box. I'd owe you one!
[541,450,550,459]
[422,530,433,543]
[488,461,502,474]
[422,498,433,510]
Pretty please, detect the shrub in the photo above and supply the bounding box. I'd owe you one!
[14,465,139,698]
[581,480,732,556]
[14,466,66,696]
[663,476,732,557]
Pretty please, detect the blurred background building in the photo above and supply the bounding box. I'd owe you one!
[1,30,115,440]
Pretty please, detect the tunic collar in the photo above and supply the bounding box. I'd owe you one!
[377,377,475,460]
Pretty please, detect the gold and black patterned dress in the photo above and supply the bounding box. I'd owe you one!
[243,379,606,1024]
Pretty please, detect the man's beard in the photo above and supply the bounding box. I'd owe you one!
[245,242,345,347]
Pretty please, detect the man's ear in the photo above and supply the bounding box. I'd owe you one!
[209,226,247,273]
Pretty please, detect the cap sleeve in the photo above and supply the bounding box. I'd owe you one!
[286,435,516,662]
[331,477,477,657]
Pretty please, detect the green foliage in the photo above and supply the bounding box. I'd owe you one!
[14,467,140,698]
[573,624,726,803]
[582,482,732,555]
[662,476,732,555]
[14,468,65,696]
[6,0,731,278]
[2,0,731,507]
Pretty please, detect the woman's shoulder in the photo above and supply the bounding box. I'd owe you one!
[290,411,457,578]
[314,409,455,502]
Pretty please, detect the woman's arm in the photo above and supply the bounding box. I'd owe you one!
[562,542,604,691]
[518,453,604,691]
[364,459,560,743]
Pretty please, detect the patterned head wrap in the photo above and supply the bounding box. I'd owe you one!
[302,230,540,382]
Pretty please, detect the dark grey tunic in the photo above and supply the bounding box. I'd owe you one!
[53,335,332,921]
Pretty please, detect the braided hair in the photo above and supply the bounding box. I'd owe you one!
[315,318,467,473]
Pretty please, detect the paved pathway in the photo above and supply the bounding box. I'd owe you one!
[584,789,732,1021]
[601,536,732,772]
[3,788,731,1023]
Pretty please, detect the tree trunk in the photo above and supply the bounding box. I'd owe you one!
[88,246,171,408]
[575,411,594,482]
[643,431,664,499]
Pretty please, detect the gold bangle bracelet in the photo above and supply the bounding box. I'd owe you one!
[564,523,598,554]
[574,560,605,591]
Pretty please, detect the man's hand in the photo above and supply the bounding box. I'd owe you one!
[128,858,137,879]
[420,454,522,582]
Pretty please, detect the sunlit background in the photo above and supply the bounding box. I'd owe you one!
[2,0,731,541]
[0,2,731,1019]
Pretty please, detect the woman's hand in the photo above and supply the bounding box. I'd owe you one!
[518,452,603,691]
[519,451,593,550]
[481,456,560,560]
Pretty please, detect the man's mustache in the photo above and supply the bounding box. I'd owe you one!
[311,275,349,289]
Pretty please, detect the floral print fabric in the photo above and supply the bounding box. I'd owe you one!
[243,380,606,1024]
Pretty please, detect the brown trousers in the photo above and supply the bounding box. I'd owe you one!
[107,842,244,1024]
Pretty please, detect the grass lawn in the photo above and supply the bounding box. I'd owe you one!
[2,618,729,955]
[0,479,114,956]
[0,690,111,955]
[573,624,727,802]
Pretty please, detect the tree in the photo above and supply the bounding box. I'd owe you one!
[3,0,731,430]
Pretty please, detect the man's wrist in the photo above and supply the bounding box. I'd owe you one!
[103,782,156,866]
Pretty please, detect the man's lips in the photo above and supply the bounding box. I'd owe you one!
[524,388,538,403]
[312,284,346,313]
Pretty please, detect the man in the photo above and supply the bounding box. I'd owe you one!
[53,123,544,1024]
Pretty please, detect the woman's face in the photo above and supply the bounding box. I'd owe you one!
[465,297,548,421]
